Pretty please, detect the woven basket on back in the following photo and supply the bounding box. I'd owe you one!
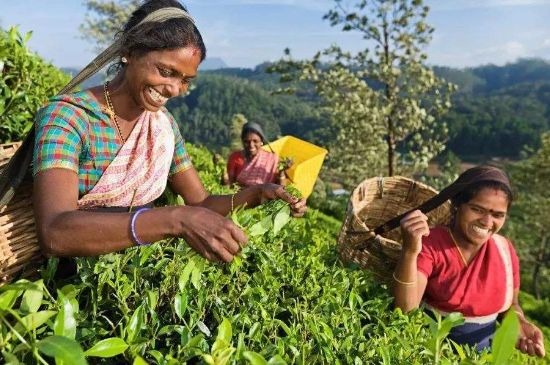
[338,176,451,281]
[0,142,41,283]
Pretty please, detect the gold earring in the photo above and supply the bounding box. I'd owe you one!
[121,57,128,63]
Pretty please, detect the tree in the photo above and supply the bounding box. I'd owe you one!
[229,113,248,151]
[80,0,140,51]
[270,0,455,186]
[507,133,550,299]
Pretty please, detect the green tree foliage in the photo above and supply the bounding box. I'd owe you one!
[229,113,248,151]
[471,58,550,94]
[166,74,325,150]
[444,83,550,159]
[0,27,70,143]
[80,0,140,51]
[506,133,550,299]
[270,0,455,186]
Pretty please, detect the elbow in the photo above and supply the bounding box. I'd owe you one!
[392,290,420,313]
[36,223,70,258]
[396,302,419,314]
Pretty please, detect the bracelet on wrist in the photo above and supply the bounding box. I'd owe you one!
[130,208,151,246]
[392,272,416,286]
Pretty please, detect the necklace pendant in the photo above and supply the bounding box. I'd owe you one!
[103,107,115,120]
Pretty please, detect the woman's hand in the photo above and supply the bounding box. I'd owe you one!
[177,206,247,262]
[517,319,545,357]
[400,210,430,255]
[258,183,307,217]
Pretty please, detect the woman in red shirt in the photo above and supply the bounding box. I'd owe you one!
[393,166,545,357]
[227,122,279,187]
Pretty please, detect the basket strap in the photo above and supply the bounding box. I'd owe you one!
[373,182,465,236]
[0,130,34,207]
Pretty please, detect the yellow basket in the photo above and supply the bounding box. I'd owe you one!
[263,136,327,198]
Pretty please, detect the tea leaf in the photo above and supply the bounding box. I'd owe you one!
[133,355,149,365]
[492,310,519,365]
[249,216,272,237]
[273,205,291,236]
[54,291,77,339]
[267,355,287,365]
[217,318,232,344]
[84,337,129,358]
[178,260,196,291]
[174,292,188,320]
[126,305,144,344]
[38,335,87,365]
[243,351,268,365]
[0,287,23,310]
[197,321,211,337]
[14,310,56,333]
[20,280,43,314]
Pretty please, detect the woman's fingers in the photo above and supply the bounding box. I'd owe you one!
[274,186,298,204]
[230,223,248,248]
[290,198,307,217]
[401,211,429,236]
[517,337,539,357]
[530,328,546,357]
[401,210,428,225]
[535,343,546,357]
[181,207,247,263]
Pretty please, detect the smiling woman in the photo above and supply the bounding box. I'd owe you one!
[226,122,279,187]
[32,0,306,263]
[392,165,545,358]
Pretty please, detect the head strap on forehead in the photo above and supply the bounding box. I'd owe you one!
[136,7,195,26]
[59,7,195,95]
[451,165,511,192]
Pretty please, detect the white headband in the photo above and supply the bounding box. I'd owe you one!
[59,7,196,95]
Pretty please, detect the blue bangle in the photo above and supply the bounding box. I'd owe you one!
[130,208,151,246]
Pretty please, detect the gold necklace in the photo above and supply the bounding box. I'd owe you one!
[448,228,468,267]
[103,82,125,143]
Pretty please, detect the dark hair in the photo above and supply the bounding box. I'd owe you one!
[241,122,267,143]
[111,0,206,73]
[451,180,514,209]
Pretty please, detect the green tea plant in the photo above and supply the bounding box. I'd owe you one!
[0,27,70,143]
[0,145,545,365]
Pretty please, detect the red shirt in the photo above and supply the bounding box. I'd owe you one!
[417,226,520,317]
[227,150,246,180]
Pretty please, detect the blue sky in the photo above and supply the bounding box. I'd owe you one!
[0,0,549,69]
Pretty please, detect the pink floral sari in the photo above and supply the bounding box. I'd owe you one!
[77,110,174,209]
[236,149,278,187]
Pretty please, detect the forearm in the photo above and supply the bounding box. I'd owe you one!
[36,206,181,257]
[393,251,421,312]
[199,185,262,215]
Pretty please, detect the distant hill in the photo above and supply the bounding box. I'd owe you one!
[434,58,550,94]
[199,57,228,70]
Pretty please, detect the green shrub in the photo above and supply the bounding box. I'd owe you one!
[0,26,70,143]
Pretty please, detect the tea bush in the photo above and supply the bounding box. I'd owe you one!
[0,145,546,365]
[0,26,70,143]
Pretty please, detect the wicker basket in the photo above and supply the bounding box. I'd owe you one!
[0,142,41,284]
[337,176,451,281]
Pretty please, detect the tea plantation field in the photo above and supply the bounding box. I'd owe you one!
[0,145,548,365]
